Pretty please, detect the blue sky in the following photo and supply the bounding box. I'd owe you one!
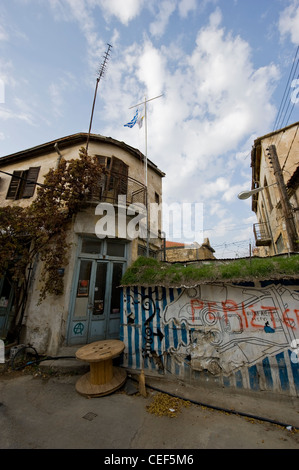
[0,0,299,258]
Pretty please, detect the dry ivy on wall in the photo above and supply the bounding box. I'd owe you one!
[0,147,104,341]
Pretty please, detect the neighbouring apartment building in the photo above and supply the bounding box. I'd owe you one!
[251,121,299,256]
[0,133,165,354]
[163,238,216,262]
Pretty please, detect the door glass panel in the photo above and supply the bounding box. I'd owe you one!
[73,260,92,318]
[94,263,107,315]
[110,263,123,314]
[81,239,102,254]
[106,241,125,257]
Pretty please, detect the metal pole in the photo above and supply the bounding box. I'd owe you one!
[86,44,112,154]
[128,94,163,257]
[260,190,277,255]
[144,97,149,257]
[86,78,99,154]
[144,97,148,187]
[268,144,298,252]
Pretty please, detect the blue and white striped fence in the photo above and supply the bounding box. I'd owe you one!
[120,282,299,397]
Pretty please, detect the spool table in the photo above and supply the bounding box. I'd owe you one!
[75,339,127,397]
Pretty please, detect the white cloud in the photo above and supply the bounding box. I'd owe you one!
[1,1,283,254]
[91,0,145,25]
[136,42,166,97]
[0,24,8,41]
[279,0,299,44]
[0,106,34,125]
[49,73,76,118]
[49,0,105,68]
[149,0,177,38]
[0,8,9,42]
[97,6,280,249]
[146,8,279,181]
[50,0,145,26]
[178,0,197,18]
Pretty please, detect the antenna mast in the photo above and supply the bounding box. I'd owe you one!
[86,43,112,153]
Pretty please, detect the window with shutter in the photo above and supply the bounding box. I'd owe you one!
[93,155,128,203]
[6,171,23,199]
[110,157,128,196]
[22,167,40,198]
[6,167,40,200]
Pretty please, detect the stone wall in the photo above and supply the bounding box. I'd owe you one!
[164,238,216,262]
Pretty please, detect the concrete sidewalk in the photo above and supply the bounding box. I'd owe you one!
[37,346,299,431]
[1,368,299,450]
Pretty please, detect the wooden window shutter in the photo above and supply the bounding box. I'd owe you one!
[110,157,128,195]
[95,155,106,166]
[22,167,40,198]
[6,171,23,199]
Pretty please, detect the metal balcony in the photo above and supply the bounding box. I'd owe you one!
[253,222,272,246]
[87,171,146,206]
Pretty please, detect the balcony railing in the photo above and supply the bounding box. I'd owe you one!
[253,222,272,246]
[87,171,147,206]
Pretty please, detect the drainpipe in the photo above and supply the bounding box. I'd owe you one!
[54,142,63,168]
[161,231,166,262]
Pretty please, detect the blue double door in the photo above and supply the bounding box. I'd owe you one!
[68,258,124,345]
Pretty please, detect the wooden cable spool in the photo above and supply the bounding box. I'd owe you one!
[75,340,127,397]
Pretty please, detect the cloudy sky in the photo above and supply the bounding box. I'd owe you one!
[0,0,299,258]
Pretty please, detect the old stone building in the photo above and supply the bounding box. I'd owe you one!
[0,133,164,354]
[250,121,299,256]
[164,238,216,262]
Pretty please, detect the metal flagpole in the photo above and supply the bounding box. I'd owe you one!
[129,93,163,187]
[144,96,148,187]
[129,93,163,256]
[144,97,149,256]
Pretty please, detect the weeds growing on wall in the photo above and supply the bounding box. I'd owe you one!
[121,255,299,286]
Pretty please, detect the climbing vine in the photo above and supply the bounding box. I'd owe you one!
[0,147,104,341]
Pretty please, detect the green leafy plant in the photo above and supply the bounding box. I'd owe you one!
[0,147,104,342]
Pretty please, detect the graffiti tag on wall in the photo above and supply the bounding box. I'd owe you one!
[163,284,299,374]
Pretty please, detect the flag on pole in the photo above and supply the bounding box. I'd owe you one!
[124,109,138,128]
[137,107,144,128]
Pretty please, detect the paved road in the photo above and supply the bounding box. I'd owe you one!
[0,370,298,452]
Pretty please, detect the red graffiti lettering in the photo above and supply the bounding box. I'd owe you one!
[241,302,249,328]
[207,301,218,321]
[188,299,299,329]
[295,310,299,328]
[282,309,296,329]
[190,299,204,323]
[221,300,242,327]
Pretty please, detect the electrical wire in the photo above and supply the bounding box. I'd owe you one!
[272,46,299,133]
[281,124,299,172]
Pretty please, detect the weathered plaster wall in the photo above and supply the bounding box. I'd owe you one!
[0,140,163,210]
[22,229,78,355]
[120,281,299,397]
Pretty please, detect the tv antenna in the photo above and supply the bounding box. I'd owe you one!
[86,43,112,153]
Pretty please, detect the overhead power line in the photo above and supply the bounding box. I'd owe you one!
[273,46,299,132]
